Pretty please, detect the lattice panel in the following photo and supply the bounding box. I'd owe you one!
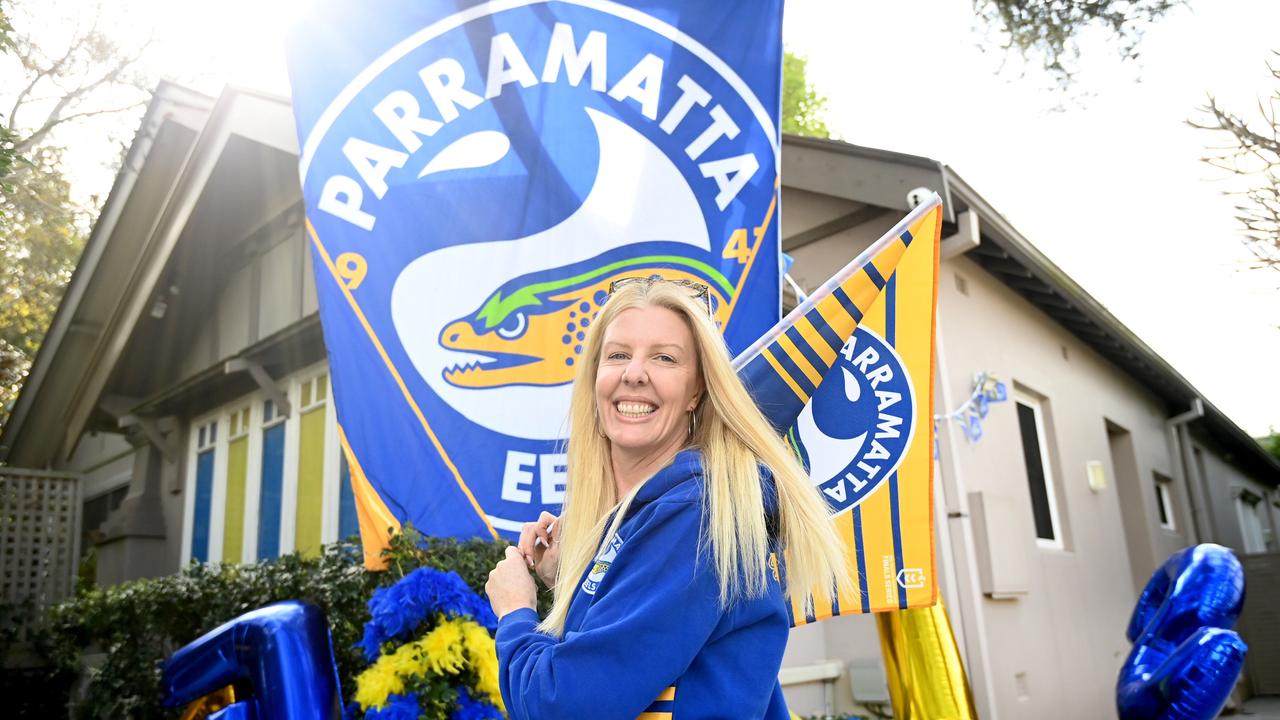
[0,469,80,608]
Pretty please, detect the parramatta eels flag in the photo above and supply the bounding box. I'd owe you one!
[734,196,942,619]
[285,0,784,562]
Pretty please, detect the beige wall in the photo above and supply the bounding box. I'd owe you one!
[1197,439,1280,554]
[66,431,134,501]
[180,219,315,380]
[935,254,1163,719]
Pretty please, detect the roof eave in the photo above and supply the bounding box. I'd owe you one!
[942,168,1280,479]
[0,82,215,465]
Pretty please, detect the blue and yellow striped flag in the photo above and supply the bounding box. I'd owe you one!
[733,195,942,621]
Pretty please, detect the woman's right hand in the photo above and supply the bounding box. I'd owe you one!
[518,511,561,588]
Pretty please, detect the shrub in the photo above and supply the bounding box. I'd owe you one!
[25,528,521,719]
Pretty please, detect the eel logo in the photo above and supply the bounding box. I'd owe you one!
[792,327,915,515]
[393,107,729,438]
[582,533,624,596]
[438,248,732,389]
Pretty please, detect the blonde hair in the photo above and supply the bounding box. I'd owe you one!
[539,281,851,636]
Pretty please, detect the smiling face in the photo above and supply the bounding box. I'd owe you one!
[595,304,703,475]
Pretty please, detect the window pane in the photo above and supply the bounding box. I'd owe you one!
[1016,401,1055,541]
[222,436,250,563]
[1154,482,1169,525]
[257,423,286,560]
[295,408,325,557]
[192,449,215,562]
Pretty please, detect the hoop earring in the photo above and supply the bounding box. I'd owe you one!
[688,409,697,437]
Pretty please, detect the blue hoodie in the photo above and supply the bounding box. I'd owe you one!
[496,450,791,720]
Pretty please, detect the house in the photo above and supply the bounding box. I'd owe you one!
[2,82,1277,718]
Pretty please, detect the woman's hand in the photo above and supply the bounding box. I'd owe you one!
[517,511,561,588]
[486,546,538,620]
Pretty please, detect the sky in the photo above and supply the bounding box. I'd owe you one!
[782,0,1280,436]
[9,0,1280,435]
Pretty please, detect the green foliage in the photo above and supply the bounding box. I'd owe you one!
[1,2,18,184]
[975,0,1186,82]
[782,51,830,139]
[0,146,85,429]
[0,3,14,54]
[27,530,512,719]
[383,525,552,615]
[1260,429,1280,461]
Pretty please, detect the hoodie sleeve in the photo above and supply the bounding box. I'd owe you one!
[496,499,721,720]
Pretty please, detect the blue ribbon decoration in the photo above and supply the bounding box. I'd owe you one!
[161,601,343,720]
[935,372,1008,450]
[1117,544,1248,720]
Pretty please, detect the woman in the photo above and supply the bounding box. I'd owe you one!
[485,279,850,719]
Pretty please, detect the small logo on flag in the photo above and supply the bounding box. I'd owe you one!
[793,327,915,515]
[896,567,927,589]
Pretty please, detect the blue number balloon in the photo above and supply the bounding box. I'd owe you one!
[161,601,343,720]
[1117,544,1248,720]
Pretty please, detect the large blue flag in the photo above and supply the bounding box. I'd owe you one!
[286,0,783,561]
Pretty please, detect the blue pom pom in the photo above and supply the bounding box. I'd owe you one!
[451,687,504,720]
[365,693,421,720]
[358,568,498,661]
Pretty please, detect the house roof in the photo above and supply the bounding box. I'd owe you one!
[0,83,299,466]
[4,84,1274,480]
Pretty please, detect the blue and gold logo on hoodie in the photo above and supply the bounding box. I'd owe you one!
[582,533,625,595]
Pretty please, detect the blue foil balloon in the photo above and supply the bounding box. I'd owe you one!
[1117,544,1248,720]
[161,600,343,720]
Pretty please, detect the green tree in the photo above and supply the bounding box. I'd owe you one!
[0,1,151,431]
[1261,429,1280,462]
[0,3,13,52]
[1,1,17,184]
[0,147,85,429]
[975,0,1187,82]
[782,50,830,139]
[1,2,150,188]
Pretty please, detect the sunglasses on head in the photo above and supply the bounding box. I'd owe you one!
[607,276,714,318]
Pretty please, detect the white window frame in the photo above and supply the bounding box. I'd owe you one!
[1235,489,1267,554]
[1014,391,1064,550]
[282,366,333,552]
[180,361,344,565]
[223,402,257,564]
[261,382,294,558]
[239,400,265,562]
[181,412,227,564]
[1154,473,1177,532]
[320,373,342,544]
